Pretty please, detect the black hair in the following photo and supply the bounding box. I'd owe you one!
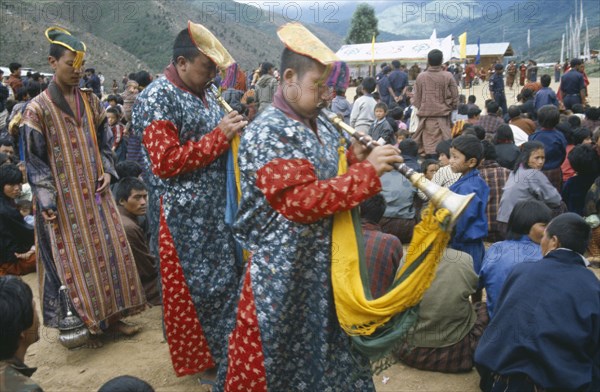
[451,135,483,165]
[513,141,545,172]
[468,95,476,104]
[0,164,22,191]
[374,102,388,112]
[114,177,147,204]
[571,127,592,145]
[493,124,515,145]
[585,107,600,121]
[27,82,42,99]
[392,60,401,69]
[115,161,143,180]
[359,193,386,224]
[508,105,521,119]
[134,71,152,88]
[421,158,439,173]
[260,62,274,76]
[386,118,398,135]
[459,94,466,104]
[540,74,551,87]
[172,28,200,63]
[0,138,14,148]
[538,105,560,129]
[505,200,552,241]
[107,94,118,102]
[471,125,486,141]
[467,107,481,119]
[280,48,318,80]
[567,115,582,128]
[568,144,599,176]
[435,139,452,157]
[9,62,21,73]
[128,72,136,80]
[427,49,443,66]
[15,87,28,101]
[486,101,499,115]
[361,77,377,94]
[0,276,34,360]
[387,106,404,121]
[458,104,469,116]
[399,139,418,157]
[522,88,534,100]
[85,68,95,74]
[545,212,590,254]
[481,139,497,161]
[98,375,155,392]
[106,107,120,117]
[571,104,585,114]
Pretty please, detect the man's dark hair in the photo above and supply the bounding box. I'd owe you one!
[387,106,404,121]
[522,88,534,100]
[546,212,590,254]
[468,107,481,119]
[98,375,155,392]
[451,135,483,165]
[391,60,401,69]
[571,103,585,114]
[374,102,388,113]
[134,71,152,88]
[260,62,274,76]
[508,105,522,119]
[513,141,545,172]
[371,92,380,101]
[128,72,137,80]
[0,138,14,148]
[361,77,376,94]
[399,139,418,157]
[280,48,318,80]
[505,200,552,241]
[568,144,599,176]
[427,49,443,66]
[49,43,68,59]
[567,115,582,128]
[538,105,560,129]
[172,28,200,63]
[468,95,476,104]
[114,176,147,204]
[421,158,439,173]
[493,124,515,145]
[115,160,143,179]
[481,139,497,161]
[8,62,21,73]
[27,82,42,99]
[0,164,23,189]
[359,193,387,224]
[540,74,551,88]
[471,125,486,140]
[15,87,28,101]
[107,94,118,103]
[585,107,600,121]
[571,127,591,145]
[458,104,469,116]
[0,276,34,360]
[486,101,500,115]
[435,139,452,157]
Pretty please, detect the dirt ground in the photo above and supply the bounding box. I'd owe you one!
[20,77,600,392]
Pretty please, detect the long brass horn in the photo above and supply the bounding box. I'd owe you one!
[320,108,474,227]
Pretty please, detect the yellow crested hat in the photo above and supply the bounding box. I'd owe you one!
[187,21,234,70]
[277,22,339,65]
[45,26,86,69]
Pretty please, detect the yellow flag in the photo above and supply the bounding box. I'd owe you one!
[371,33,375,64]
[459,32,467,59]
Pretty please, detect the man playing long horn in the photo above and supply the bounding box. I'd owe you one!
[130,22,247,377]
[214,23,403,391]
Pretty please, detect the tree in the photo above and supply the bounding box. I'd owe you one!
[345,3,379,45]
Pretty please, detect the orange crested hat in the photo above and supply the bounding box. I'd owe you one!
[277,22,339,65]
[187,21,234,70]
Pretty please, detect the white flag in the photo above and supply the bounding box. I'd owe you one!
[527,29,531,49]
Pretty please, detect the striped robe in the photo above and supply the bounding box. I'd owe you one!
[21,82,146,333]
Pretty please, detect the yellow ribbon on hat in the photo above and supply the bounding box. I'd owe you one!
[45,26,86,70]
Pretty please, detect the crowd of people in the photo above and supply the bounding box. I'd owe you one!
[0,20,599,392]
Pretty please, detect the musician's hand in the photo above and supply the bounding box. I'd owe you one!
[351,137,371,162]
[96,173,111,193]
[366,145,403,176]
[218,111,247,141]
[42,209,57,222]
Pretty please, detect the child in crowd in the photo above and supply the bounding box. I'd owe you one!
[349,77,376,133]
[562,144,600,215]
[421,159,439,180]
[479,200,551,318]
[561,127,592,183]
[395,129,409,147]
[529,105,567,192]
[107,107,127,163]
[16,199,34,226]
[448,135,490,277]
[398,138,421,172]
[533,74,558,111]
[369,102,395,145]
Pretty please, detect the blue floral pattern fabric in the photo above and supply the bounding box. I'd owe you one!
[131,75,242,365]
[216,106,375,391]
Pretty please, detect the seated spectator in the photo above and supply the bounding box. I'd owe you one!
[475,213,600,392]
[359,194,402,299]
[493,125,520,170]
[0,276,42,391]
[533,74,558,111]
[462,124,485,141]
[529,105,568,192]
[506,106,530,145]
[562,144,600,215]
[582,106,600,131]
[114,177,160,305]
[368,102,395,145]
[0,164,35,276]
[431,140,460,188]
[519,88,536,119]
[0,138,15,158]
[379,157,417,244]
[398,138,420,172]
[479,141,510,242]
[479,200,551,318]
[396,249,489,373]
[477,101,504,140]
[98,375,155,392]
[561,127,592,183]
[421,159,439,181]
[497,141,564,225]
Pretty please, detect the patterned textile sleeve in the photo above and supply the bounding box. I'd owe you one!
[142,119,230,178]
[255,157,381,224]
[21,104,57,210]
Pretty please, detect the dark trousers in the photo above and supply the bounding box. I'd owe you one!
[476,365,545,392]
[563,94,582,110]
[494,93,507,115]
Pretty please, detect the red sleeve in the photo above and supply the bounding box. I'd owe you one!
[143,119,230,178]
[256,158,381,224]
[346,147,361,165]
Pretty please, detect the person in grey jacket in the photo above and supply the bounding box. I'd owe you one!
[497,141,563,223]
[254,62,278,113]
